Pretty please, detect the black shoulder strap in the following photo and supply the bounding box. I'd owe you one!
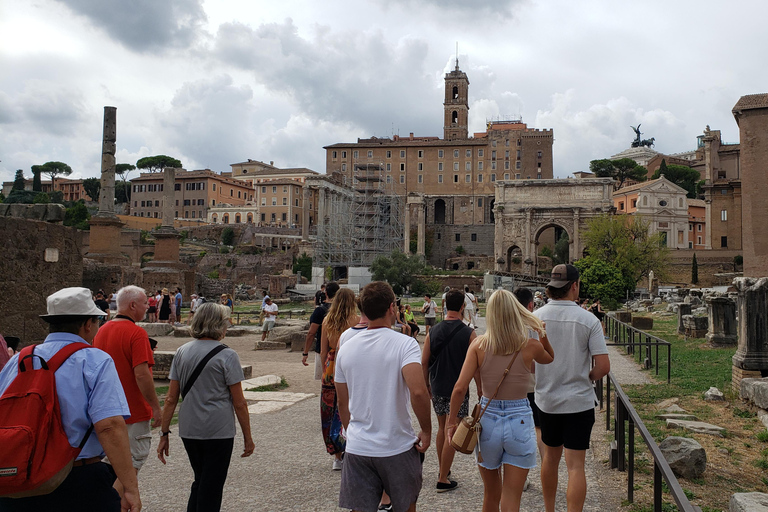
[181,344,228,399]
[430,321,467,361]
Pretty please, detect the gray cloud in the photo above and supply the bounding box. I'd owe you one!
[0,80,88,137]
[54,0,206,52]
[379,0,525,18]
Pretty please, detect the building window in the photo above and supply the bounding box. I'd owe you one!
[211,199,215,206]
[175,184,181,191]
[386,163,391,171]
[261,198,266,206]
[342,163,347,172]
[721,210,727,221]
[175,211,178,217]
[272,186,277,193]
[478,162,483,170]
[698,236,702,244]
[386,150,391,158]
[191,211,196,218]
[478,149,484,157]
[478,198,483,207]
[517,139,521,146]
[386,176,392,183]
[272,198,277,205]
[282,198,287,205]
[353,150,359,158]
[698,224,702,232]
[400,175,405,184]
[465,174,471,183]
[400,150,406,158]
[261,186,266,193]
[438,175,443,183]
[366,150,372,158]
[454,162,459,171]
[643,195,648,206]
[418,150,424,158]
[295,199,299,207]
[515,173,521,179]
[504,173,510,180]
[517,161,522,170]
[491,174,496,182]
[438,163,443,171]
[454,175,459,183]
[238,191,241,198]
[418,163,423,171]
[282,213,287,221]
[283,186,288,193]
[619,202,625,211]
[400,163,405,171]
[537,151,543,158]
[491,161,497,170]
[133,201,137,207]
[455,233,461,242]
[632,199,637,208]
[454,149,459,158]
[689,224,693,231]
[721,189,728,195]
[271,213,276,222]
[492,150,497,160]
[505,150,510,159]
[438,149,444,158]
[721,236,728,248]
[537,173,542,179]
[342,151,347,158]
[478,174,483,183]
[465,161,471,171]
[466,149,472,158]
[505,161,510,170]
[184,211,189,218]
[418,175,423,183]
[471,233,477,242]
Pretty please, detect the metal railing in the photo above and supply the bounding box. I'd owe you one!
[596,373,702,512]
[605,314,672,383]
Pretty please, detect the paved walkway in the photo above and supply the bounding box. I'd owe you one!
[137,320,652,511]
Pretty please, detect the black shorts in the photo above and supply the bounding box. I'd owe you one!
[526,392,541,428]
[539,408,595,450]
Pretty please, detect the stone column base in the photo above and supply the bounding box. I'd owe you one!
[706,334,738,346]
[733,365,763,395]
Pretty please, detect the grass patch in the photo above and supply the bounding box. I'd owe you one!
[245,377,288,392]
[155,385,180,426]
[757,431,768,442]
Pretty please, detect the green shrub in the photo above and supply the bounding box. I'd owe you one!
[63,201,91,230]
[33,192,50,204]
[199,251,207,258]
[455,245,465,254]
[207,270,219,279]
[219,246,230,254]
[221,227,235,246]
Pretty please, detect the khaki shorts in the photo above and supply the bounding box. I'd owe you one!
[103,420,152,470]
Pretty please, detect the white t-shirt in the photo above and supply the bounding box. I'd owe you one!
[464,293,476,312]
[533,300,608,414]
[338,325,367,349]
[423,300,437,318]
[262,303,278,323]
[335,328,422,457]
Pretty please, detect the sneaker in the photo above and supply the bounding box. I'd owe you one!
[436,480,458,493]
[378,504,393,511]
[332,458,343,471]
[523,477,530,491]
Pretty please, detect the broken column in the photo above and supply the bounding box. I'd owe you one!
[732,277,768,392]
[87,106,128,264]
[705,296,738,346]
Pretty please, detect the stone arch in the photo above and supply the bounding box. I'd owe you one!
[506,245,523,272]
[235,213,241,224]
[452,110,458,124]
[247,213,253,223]
[223,213,229,224]
[211,213,218,223]
[533,221,571,274]
[434,199,446,224]
[452,86,459,99]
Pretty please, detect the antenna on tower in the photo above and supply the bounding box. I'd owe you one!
[455,42,459,69]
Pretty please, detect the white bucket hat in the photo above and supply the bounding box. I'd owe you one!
[40,287,107,321]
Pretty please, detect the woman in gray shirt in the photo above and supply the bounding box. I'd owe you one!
[157,303,254,511]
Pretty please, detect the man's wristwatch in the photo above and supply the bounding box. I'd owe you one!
[302,352,309,357]
[161,431,171,437]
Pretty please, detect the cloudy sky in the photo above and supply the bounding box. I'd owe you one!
[1,0,766,184]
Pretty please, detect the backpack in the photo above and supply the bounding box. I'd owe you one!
[0,343,93,498]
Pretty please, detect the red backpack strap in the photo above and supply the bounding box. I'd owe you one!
[46,343,93,372]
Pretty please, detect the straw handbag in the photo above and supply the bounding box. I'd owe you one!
[450,350,520,455]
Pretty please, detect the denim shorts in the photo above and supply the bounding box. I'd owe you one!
[476,397,537,470]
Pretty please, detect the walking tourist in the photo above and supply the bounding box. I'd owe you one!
[158,288,172,324]
[422,288,476,492]
[147,291,158,323]
[463,285,478,328]
[187,293,200,324]
[93,285,161,499]
[441,286,450,319]
[335,281,431,512]
[421,294,438,336]
[447,289,554,512]
[261,297,278,341]
[319,288,359,470]
[533,264,610,512]
[0,287,140,512]
[173,288,183,325]
[157,302,254,512]
[302,282,339,379]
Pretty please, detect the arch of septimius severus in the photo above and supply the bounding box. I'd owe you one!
[493,178,615,276]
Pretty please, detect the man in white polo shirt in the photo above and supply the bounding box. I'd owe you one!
[533,264,610,512]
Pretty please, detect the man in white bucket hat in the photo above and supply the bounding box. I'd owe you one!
[0,287,141,511]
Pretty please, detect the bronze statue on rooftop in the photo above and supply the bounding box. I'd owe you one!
[631,124,655,148]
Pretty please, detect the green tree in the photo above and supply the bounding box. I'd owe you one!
[31,166,43,191]
[221,227,235,246]
[37,161,73,182]
[292,253,313,279]
[33,192,50,204]
[82,178,100,202]
[49,190,64,204]
[136,155,182,173]
[651,160,701,198]
[115,181,130,204]
[12,169,25,191]
[115,163,136,201]
[581,214,669,292]
[4,190,37,204]
[0,193,4,203]
[574,257,625,309]
[590,158,647,189]
[553,232,570,265]
[691,253,699,284]
[63,200,90,230]
[370,250,428,295]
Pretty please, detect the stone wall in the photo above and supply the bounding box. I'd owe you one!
[664,250,743,287]
[195,274,235,299]
[429,224,495,268]
[0,216,83,344]
[196,252,291,283]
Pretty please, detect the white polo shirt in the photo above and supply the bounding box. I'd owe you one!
[533,300,608,414]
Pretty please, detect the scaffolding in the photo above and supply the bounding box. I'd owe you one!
[314,163,404,271]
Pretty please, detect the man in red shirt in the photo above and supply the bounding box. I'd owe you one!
[94,285,161,495]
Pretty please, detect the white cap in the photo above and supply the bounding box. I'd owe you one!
[40,287,107,321]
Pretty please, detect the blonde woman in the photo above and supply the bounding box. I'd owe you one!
[447,289,554,512]
[319,288,360,470]
[157,302,254,511]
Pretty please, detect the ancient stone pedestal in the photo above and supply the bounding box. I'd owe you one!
[677,303,692,334]
[615,311,632,323]
[147,230,182,266]
[706,296,738,346]
[683,315,708,338]
[87,216,128,265]
[732,278,768,387]
[631,316,654,331]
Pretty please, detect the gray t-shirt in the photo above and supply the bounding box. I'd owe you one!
[533,300,608,414]
[169,339,245,439]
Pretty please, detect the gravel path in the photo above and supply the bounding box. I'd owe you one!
[138,319,629,511]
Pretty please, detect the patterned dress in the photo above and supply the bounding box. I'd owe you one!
[320,342,345,455]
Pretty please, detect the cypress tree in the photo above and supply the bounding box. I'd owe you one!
[691,253,699,284]
[12,169,25,191]
[32,167,42,192]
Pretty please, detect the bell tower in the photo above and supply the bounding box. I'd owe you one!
[443,56,469,140]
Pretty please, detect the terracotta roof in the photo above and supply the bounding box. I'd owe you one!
[733,94,768,112]
[687,198,706,207]
[237,167,318,176]
[613,179,656,195]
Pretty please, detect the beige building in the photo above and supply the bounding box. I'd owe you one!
[323,61,555,267]
[612,176,690,249]
[130,169,253,221]
[2,177,94,202]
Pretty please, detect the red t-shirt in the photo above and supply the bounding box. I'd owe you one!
[94,320,155,424]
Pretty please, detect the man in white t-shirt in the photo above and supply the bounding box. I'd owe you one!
[463,285,478,328]
[533,264,610,512]
[335,281,432,512]
[261,297,278,341]
[421,294,437,336]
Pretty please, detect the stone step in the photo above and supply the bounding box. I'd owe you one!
[254,340,289,350]
[242,375,282,389]
[655,413,698,421]
[666,418,725,436]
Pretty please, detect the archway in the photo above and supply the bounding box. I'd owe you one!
[506,245,523,272]
[223,214,229,224]
[434,199,446,224]
[235,214,241,224]
[211,214,218,223]
[247,213,253,224]
[534,223,571,275]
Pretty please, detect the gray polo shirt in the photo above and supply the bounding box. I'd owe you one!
[533,300,608,414]
[169,339,245,439]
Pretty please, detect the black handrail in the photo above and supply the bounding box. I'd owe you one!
[604,314,672,383]
[600,372,702,512]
